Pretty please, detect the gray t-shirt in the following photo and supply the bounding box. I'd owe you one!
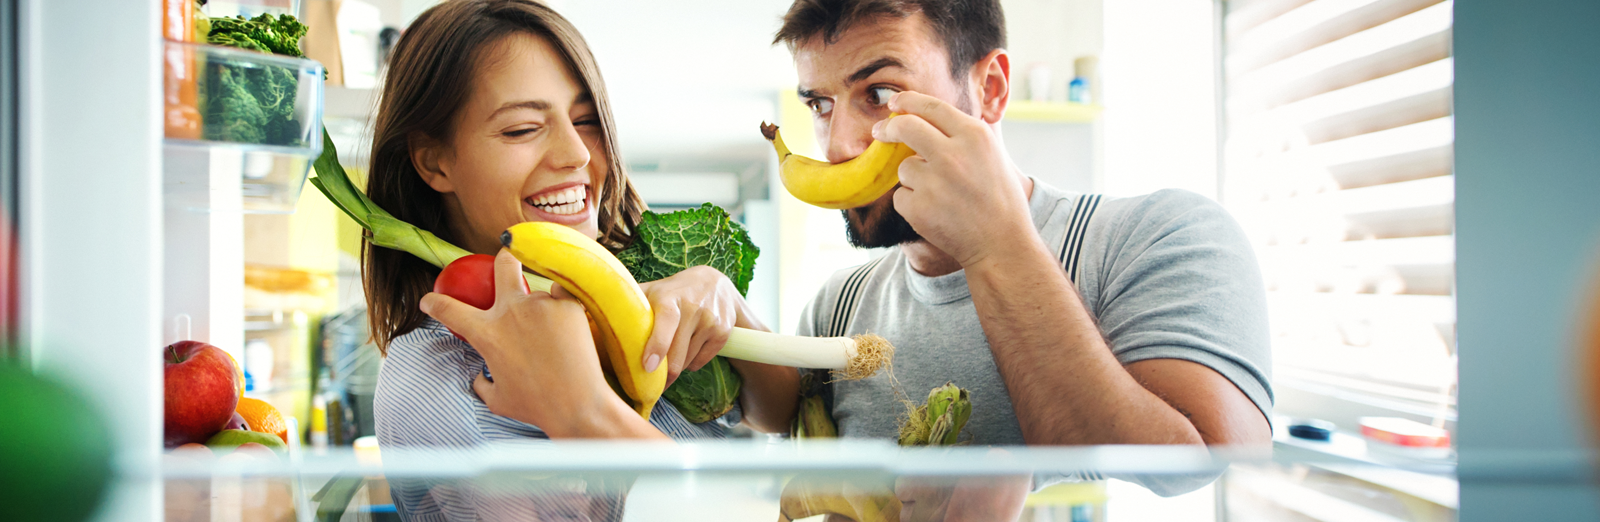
[796,179,1273,447]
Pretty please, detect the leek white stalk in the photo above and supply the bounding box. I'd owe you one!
[309,130,891,380]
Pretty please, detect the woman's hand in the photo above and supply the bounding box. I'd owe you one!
[637,265,754,386]
[420,249,665,440]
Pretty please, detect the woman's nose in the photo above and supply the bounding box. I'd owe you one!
[547,118,592,171]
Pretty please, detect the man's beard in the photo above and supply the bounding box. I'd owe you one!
[841,87,976,249]
[843,190,922,248]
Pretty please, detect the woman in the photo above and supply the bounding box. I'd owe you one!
[366,1,798,518]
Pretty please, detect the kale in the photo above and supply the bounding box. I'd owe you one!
[199,14,310,146]
[616,203,761,424]
[208,14,307,58]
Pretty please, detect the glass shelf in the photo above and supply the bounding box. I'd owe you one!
[162,40,325,213]
[80,442,1496,521]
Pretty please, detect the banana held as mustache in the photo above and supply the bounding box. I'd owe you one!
[761,119,916,210]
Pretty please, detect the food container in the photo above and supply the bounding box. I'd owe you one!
[163,40,325,213]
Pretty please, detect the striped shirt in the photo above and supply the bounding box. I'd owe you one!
[374,318,731,521]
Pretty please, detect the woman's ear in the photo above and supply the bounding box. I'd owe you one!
[974,49,1011,125]
[410,133,456,193]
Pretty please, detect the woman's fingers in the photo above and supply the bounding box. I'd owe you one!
[493,249,530,303]
[472,373,496,409]
[641,302,679,374]
[664,307,700,386]
[684,311,730,372]
[420,293,479,336]
[549,280,574,300]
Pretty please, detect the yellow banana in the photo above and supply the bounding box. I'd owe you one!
[501,222,665,419]
[780,475,901,522]
[761,121,917,209]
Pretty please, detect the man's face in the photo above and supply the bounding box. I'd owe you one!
[794,13,974,248]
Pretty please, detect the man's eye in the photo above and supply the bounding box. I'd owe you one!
[867,87,898,106]
[504,128,538,138]
[808,98,834,116]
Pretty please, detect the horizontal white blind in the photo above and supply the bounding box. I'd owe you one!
[1222,0,1455,422]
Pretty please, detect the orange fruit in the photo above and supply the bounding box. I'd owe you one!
[235,397,288,444]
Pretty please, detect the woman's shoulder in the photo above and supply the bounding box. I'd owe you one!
[374,318,495,446]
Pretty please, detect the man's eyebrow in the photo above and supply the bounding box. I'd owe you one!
[846,57,905,86]
[798,87,821,99]
[487,100,551,121]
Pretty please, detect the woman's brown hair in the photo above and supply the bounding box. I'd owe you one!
[365,0,645,354]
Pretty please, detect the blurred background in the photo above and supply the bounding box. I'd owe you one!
[8,0,1600,520]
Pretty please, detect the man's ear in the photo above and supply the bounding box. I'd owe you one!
[973,49,1011,125]
[410,133,456,193]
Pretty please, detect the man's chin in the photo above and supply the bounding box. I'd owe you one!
[843,192,922,249]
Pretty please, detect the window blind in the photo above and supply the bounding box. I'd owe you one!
[1222,0,1456,425]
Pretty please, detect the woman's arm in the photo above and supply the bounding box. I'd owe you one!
[421,250,669,440]
[634,266,800,433]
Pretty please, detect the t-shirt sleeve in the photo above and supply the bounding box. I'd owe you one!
[1089,189,1274,424]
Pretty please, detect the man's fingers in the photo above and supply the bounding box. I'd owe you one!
[887,91,972,137]
[874,114,947,158]
[493,249,531,303]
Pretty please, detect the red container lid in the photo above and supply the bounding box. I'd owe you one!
[1359,417,1451,448]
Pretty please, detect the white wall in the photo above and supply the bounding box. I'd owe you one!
[1100,0,1219,199]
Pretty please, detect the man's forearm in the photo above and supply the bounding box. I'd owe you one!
[966,240,1203,446]
[730,359,800,433]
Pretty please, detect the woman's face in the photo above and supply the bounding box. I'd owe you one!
[419,32,606,255]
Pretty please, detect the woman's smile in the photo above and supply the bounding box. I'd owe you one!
[523,181,593,225]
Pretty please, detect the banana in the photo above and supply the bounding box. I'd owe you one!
[761,121,917,209]
[501,222,666,419]
[780,475,901,522]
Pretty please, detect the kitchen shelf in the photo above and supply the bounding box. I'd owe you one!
[1005,100,1103,123]
[162,40,325,213]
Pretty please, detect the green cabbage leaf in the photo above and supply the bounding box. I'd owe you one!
[617,204,759,424]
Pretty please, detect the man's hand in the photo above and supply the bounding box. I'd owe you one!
[636,265,744,387]
[873,91,1035,268]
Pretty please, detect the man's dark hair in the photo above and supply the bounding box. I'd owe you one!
[773,0,1006,81]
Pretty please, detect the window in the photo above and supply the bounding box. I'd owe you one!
[1221,0,1456,431]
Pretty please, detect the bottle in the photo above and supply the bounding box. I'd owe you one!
[1068,77,1090,105]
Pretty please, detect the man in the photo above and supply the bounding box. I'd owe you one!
[778,0,1272,480]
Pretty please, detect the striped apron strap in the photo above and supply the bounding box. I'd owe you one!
[1056,194,1103,282]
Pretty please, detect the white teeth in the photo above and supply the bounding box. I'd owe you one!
[528,186,587,213]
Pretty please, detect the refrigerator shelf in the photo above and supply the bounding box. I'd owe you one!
[163,40,325,213]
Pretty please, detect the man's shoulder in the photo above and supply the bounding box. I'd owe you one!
[1096,188,1225,222]
[1089,189,1241,244]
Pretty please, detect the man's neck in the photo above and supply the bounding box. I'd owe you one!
[902,176,1035,277]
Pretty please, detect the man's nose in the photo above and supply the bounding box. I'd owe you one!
[824,112,877,164]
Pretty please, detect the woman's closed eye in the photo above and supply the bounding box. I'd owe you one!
[503,126,541,138]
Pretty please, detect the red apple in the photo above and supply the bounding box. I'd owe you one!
[163,340,240,447]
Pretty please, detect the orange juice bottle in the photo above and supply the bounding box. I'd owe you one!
[162,0,201,140]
